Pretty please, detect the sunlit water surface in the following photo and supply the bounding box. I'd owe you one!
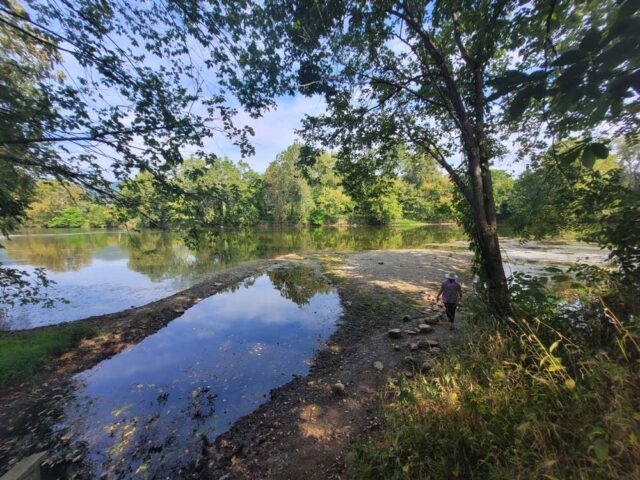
[53,265,341,478]
[0,226,608,329]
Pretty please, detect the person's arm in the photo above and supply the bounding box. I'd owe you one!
[436,285,443,303]
[457,282,462,302]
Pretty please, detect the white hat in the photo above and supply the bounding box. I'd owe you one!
[445,272,458,280]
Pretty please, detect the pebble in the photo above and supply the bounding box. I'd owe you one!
[332,382,346,395]
[402,314,411,322]
[373,361,384,372]
[420,360,433,373]
[418,339,439,349]
[405,329,417,335]
[393,344,401,351]
[409,343,418,351]
[388,329,402,339]
[418,324,433,333]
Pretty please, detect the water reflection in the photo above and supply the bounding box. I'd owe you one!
[0,226,463,328]
[53,265,341,479]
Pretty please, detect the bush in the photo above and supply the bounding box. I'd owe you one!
[351,275,640,479]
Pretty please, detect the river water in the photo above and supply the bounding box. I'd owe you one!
[0,226,608,330]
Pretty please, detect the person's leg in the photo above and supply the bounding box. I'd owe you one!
[444,303,457,323]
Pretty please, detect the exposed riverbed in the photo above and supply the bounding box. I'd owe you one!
[0,226,608,330]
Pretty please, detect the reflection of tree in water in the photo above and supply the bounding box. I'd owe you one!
[2,231,118,272]
[5,225,465,281]
[267,264,333,306]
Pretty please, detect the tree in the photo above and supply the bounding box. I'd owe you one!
[305,152,354,225]
[490,169,515,217]
[245,0,550,314]
[264,144,315,224]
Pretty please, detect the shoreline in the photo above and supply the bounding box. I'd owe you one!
[0,249,471,477]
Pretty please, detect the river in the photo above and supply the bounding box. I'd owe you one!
[0,226,608,330]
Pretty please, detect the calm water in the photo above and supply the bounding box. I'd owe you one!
[52,265,341,478]
[0,226,463,329]
[0,226,608,330]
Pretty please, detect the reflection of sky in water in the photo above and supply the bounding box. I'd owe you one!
[58,273,341,479]
[1,256,194,329]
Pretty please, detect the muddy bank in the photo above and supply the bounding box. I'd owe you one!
[0,258,284,473]
[1,249,471,477]
[201,249,471,479]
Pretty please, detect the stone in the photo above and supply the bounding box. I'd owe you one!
[388,329,402,339]
[418,324,433,334]
[431,347,441,354]
[404,329,417,335]
[378,261,384,265]
[402,314,411,322]
[409,343,418,351]
[172,307,185,314]
[418,339,439,349]
[404,356,417,367]
[420,361,433,373]
[332,382,346,395]
[403,370,414,378]
[393,344,401,351]
[373,361,384,372]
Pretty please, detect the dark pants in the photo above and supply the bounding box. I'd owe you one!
[444,302,458,323]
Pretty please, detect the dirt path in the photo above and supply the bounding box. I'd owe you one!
[201,249,471,479]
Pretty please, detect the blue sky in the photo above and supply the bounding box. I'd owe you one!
[199,94,327,173]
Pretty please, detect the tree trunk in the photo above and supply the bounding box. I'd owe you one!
[467,151,512,316]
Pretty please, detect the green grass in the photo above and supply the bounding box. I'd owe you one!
[351,296,640,479]
[0,322,96,389]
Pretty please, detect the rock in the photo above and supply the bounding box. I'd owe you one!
[404,329,417,335]
[332,382,346,395]
[388,329,402,339]
[404,371,414,378]
[393,344,401,351]
[172,307,185,314]
[431,347,441,354]
[420,361,433,373]
[418,339,439,349]
[409,343,419,351]
[402,314,411,322]
[418,324,433,334]
[378,261,384,265]
[404,356,417,367]
[373,361,384,372]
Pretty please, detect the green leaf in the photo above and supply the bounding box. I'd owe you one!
[559,146,582,167]
[581,147,597,169]
[590,439,609,463]
[590,142,609,159]
[508,89,533,120]
[579,27,603,52]
[551,49,587,67]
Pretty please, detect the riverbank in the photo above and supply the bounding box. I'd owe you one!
[201,249,471,479]
[0,249,472,477]
[0,259,283,472]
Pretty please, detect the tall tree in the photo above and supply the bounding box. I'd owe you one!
[243,0,549,314]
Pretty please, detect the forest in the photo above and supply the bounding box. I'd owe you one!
[1,0,639,478]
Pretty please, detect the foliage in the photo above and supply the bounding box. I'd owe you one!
[47,207,85,228]
[491,0,639,152]
[263,144,315,224]
[352,275,640,479]
[0,321,96,387]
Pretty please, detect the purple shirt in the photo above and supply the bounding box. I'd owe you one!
[441,279,461,303]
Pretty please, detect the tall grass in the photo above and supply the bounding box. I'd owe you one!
[352,273,640,479]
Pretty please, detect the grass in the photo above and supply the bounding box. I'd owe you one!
[351,289,640,479]
[0,322,96,389]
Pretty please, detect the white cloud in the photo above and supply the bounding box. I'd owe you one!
[202,94,326,172]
